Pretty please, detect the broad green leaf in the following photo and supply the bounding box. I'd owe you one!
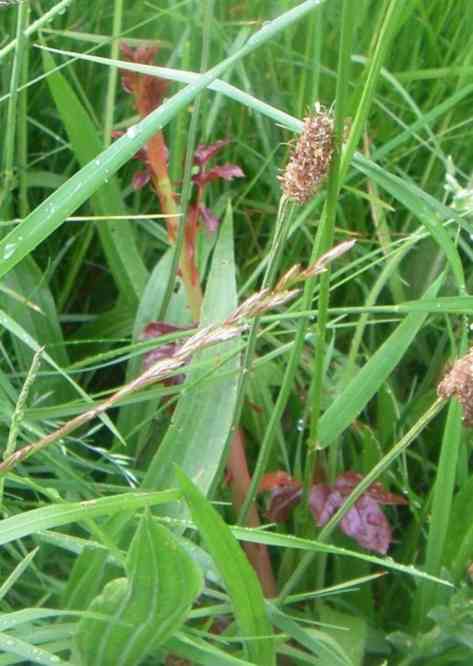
[143,205,239,501]
[77,514,202,666]
[177,470,276,666]
[319,605,367,666]
[42,49,148,304]
[0,490,179,546]
[1,259,69,369]
[62,546,109,611]
[318,274,443,447]
[116,249,189,455]
[0,253,73,402]
[0,307,124,443]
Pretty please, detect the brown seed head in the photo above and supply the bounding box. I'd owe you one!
[279,103,335,204]
[437,349,473,426]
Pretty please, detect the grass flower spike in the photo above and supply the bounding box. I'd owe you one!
[279,102,335,204]
[438,349,473,426]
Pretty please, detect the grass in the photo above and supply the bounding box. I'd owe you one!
[1,0,473,664]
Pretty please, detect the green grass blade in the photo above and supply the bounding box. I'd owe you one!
[229,526,450,588]
[318,273,444,447]
[177,469,276,666]
[0,633,69,666]
[42,49,148,304]
[0,490,179,546]
[414,398,463,628]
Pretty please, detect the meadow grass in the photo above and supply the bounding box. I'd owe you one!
[1,0,473,664]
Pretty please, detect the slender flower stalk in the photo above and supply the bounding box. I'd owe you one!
[0,260,334,476]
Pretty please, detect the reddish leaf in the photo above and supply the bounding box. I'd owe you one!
[333,471,408,506]
[309,472,403,555]
[141,321,190,382]
[266,485,303,523]
[259,471,302,523]
[340,495,392,555]
[259,471,300,492]
[193,140,230,166]
[193,164,245,187]
[198,205,220,233]
[132,169,152,191]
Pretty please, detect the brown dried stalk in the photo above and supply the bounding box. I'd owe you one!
[0,242,355,476]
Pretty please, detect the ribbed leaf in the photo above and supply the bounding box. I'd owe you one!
[77,514,202,666]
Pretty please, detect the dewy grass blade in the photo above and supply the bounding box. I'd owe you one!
[177,470,276,666]
[0,490,180,546]
[0,0,327,280]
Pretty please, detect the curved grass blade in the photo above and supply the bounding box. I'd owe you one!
[0,632,69,665]
[177,469,276,666]
[42,49,148,304]
[0,489,179,546]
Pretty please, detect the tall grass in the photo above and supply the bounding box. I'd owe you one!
[1,0,473,664]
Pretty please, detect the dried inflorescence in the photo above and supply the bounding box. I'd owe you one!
[141,240,355,381]
[437,349,473,426]
[279,103,335,204]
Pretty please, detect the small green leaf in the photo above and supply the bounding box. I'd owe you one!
[77,514,202,666]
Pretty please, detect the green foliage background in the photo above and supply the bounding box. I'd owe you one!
[1,0,473,664]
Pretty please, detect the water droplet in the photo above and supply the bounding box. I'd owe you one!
[126,125,139,139]
[296,418,305,432]
[3,243,15,260]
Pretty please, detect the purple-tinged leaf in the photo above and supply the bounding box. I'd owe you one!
[193,139,230,166]
[198,205,220,232]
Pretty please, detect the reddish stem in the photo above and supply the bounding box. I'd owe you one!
[227,429,277,598]
[129,63,276,596]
